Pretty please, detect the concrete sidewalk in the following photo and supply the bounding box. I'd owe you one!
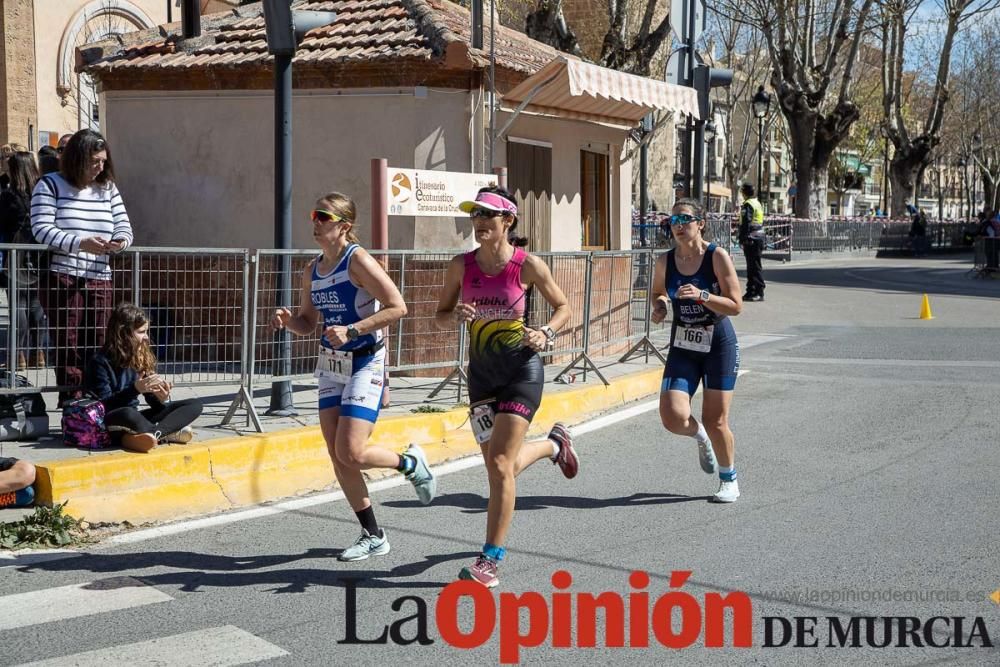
[0,344,673,526]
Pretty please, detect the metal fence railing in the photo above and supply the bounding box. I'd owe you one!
[972,238,1000,278]
[4,230,980,435]
[632,213,983,260]
[0,245,249,392]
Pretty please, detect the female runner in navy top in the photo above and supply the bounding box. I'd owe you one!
[272,192,436,562]
[650,198,744,503]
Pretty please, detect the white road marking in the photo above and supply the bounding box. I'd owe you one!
[15,625,288,667]
[0,577,172,631]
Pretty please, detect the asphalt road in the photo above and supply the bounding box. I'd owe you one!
[1,254,998,666]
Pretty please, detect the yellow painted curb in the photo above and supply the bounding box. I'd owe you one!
[35,367,663,524]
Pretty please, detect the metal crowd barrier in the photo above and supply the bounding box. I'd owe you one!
[227,248,673,422]
[632,214,982,260]
[972,238,1000,278]
[18,229,962,435]
[0,244,250,389]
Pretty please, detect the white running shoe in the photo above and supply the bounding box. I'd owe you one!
[338,528,390,561]
[404,444,436,505]
[697,438,718,474]
[711,479,740,503]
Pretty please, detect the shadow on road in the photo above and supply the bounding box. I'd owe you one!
[16,548,478,593]
[383,491,709,514]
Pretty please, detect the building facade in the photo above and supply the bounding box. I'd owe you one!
[0,0,232,147]
[79,0,696,251]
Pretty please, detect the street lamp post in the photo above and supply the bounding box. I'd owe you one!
[704,119,716,213]
[262,3,337,415]
[957,156,968,219]
[971,132,982,218]
[752,86,770,209]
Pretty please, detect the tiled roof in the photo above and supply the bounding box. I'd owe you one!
[85,0,561,79]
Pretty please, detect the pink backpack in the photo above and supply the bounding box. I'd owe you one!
[61,398,111,449]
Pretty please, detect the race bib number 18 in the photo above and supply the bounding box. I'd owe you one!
[470,401,495,444]
[315,347,352,383]
[675,324,714,353]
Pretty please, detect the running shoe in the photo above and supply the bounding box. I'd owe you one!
[459,556,500,588]
[338,528,390,561]
[0,486,34,509]
[548,422,579,479]
[697,438,718,474]
[711,479,740,503]
[404,443,436,505]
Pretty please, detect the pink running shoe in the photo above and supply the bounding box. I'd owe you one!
[459,556,500,588]
[548,422,579,479]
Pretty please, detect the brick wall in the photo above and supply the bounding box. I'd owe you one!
[0,0,37,145]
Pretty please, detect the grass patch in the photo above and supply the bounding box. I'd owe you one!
[0,502,93,550]
[410,405,447,413]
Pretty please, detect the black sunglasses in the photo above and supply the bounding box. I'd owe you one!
[470,207,502,219]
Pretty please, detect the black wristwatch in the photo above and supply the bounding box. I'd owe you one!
[346,324,360,341]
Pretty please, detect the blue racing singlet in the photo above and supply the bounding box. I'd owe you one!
[666,243,727,328]
[310,244,382,351]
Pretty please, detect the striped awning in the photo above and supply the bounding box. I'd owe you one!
[501,56,701,126]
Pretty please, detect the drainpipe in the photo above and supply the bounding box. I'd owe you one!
[182,0,200,38]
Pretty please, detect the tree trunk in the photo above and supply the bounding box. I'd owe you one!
[781,94,857,221]
[888,138,934,217]
[889,159,919,217]
[808,166,830,222]
[524,1,583,57]
[786,110,817,219]
[981,168,998,213]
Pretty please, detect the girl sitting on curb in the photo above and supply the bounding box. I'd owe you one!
[84,302,202,452]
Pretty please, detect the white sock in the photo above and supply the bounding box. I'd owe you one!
[549,438,560,461]
[693,421,710,444]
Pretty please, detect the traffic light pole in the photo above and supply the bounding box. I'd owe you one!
[267,51,297,417]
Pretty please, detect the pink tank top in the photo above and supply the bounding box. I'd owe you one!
[462,247,528,363]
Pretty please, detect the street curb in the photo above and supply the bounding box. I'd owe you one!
[33,367,663,525]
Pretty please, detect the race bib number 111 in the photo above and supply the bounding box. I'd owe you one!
[315,347,352,383]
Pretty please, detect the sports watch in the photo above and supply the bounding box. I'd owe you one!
[346,324,360,341]
[697,289,711,304]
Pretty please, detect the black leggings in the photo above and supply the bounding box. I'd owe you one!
[105,399,202,439]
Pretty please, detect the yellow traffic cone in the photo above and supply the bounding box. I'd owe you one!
[919,294,934,320]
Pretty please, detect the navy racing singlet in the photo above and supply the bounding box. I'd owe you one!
[666,243,727,328]
[310,244,382,351]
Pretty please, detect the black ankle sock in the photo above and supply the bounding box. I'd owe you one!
[355,506,380,536]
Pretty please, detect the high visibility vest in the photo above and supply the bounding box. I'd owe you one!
[744,197,764,227]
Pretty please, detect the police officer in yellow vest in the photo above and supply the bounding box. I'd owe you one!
[739,183,766,301]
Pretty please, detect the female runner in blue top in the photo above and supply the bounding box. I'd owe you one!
[651,198,744,503]
[272,192,435,562]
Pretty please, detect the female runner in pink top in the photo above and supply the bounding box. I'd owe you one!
[435,186,577,589]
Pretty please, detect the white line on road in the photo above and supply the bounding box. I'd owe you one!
[15,625,289,667]
[107,370,748,547]
[0,549,78,569]
[0,577,172,631]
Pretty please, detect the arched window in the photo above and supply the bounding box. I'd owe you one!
[57,1,154,130]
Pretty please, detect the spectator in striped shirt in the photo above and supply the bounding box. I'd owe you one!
[30,129,134,405]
